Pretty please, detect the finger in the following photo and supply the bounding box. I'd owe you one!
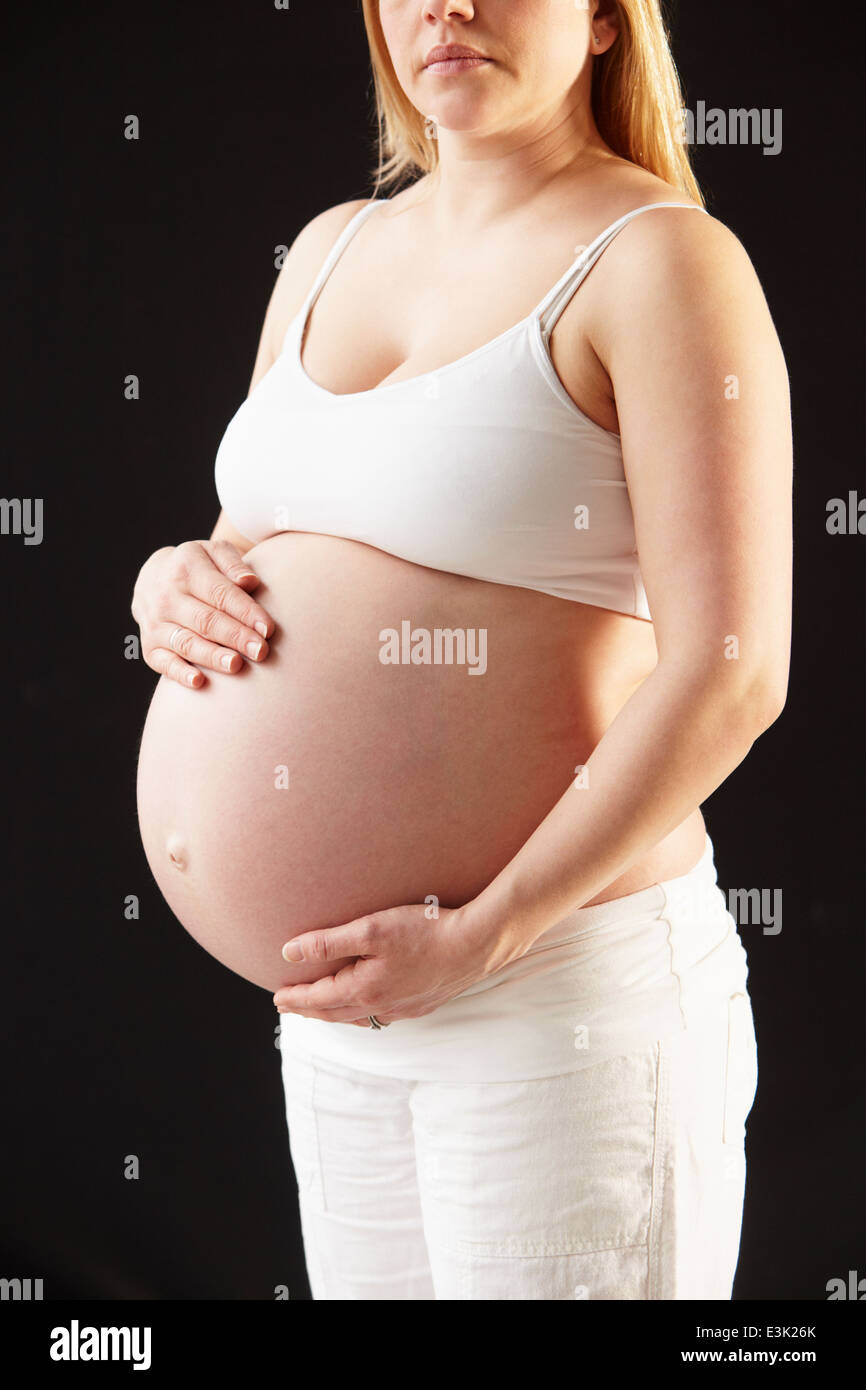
[273,969,368,1011]
[171,595,270,664]
[205,538,262,589]
[199,541,274,638]
[146,646,205,689]
[178,556,273,642]
[157,618,253,674]
[281,919,379,967]
[158,622,240,674]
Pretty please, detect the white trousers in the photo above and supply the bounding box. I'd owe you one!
[278,834,759,1300]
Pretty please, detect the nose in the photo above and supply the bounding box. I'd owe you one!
[423,0,476,22]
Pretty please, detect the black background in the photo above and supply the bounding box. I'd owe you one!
[1,0,863,1302]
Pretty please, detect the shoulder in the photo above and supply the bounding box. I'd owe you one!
[263,197,376,356]
[587,168,741,274]
[288,197,377,264]
[582,175,779,364]
[566,165,742,283]
[610,205,754,301]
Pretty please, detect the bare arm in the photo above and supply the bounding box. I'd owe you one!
[458,209,793,970]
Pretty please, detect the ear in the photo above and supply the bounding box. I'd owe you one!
[591,0,620,55]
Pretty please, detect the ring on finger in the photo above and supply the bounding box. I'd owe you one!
[168,626,185,653]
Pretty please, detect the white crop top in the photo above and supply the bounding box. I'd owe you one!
[215,198,708,620]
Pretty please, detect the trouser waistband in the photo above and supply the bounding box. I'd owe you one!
[279,833,750,1083]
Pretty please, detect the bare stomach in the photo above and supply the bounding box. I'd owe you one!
[135,533,706,992]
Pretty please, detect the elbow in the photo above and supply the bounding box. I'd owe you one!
[655,649,789,737]
[736,669,789,736]
[662,658,789,737]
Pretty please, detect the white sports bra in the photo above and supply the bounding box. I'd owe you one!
[215,198,708,620]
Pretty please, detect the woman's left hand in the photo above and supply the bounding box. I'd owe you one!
[272,903,491,1027]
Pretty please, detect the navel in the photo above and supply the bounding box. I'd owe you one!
[166,833,189,871]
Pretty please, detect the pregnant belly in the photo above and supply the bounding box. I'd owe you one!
[136,533,653,992]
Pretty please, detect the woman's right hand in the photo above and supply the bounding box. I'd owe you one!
[131,539,274,688]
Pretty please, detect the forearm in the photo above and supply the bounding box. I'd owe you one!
[458,662,780,976]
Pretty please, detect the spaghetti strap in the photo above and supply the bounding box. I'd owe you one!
[301,199,385,321]
[536,201,709,339]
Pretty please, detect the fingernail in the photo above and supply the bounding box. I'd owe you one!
[255,621,269,638]
[221,652,234,671]
[282,940,304,962]
[246,640,263,659]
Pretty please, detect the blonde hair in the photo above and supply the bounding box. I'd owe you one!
[360,0,703,205]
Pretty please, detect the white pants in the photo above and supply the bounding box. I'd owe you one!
[278,834,759,1300]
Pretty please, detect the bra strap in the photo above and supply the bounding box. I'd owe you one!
[301,199,385,320]
[536,202,709,339]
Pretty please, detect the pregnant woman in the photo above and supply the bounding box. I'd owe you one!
[133,0,791,1300]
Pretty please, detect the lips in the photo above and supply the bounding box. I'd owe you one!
[424,43,490,67]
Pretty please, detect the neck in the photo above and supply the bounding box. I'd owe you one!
[417,94,614,229]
